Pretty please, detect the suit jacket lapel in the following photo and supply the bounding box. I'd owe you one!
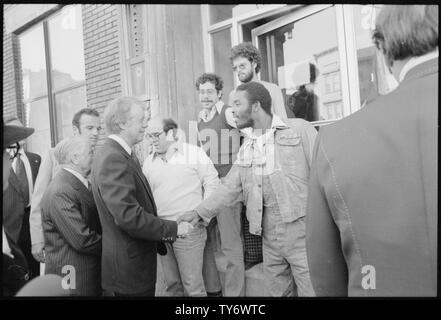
[26,152,40,184]
[106,139,157,211]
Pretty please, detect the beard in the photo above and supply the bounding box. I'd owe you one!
[239,70,254,83]
[235,104,254,129]
[236,117,254,129]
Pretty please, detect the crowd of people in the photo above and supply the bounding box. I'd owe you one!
[2,5,438,297]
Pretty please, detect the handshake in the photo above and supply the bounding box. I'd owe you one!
[176,210,202,238]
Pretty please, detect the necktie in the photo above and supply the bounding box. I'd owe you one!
[15,153,30,205]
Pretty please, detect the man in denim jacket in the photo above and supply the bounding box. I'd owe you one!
[179,81,316,296]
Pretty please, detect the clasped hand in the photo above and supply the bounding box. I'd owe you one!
[176,210,201,238]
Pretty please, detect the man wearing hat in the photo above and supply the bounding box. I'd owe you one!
[3,121,35,295]
[3,118,41,280]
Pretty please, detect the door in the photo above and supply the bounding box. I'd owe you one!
[251,5,350,126]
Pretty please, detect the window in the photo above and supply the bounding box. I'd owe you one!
[19,4,86,155]
[255,6,344,123]
[349,4,398,108]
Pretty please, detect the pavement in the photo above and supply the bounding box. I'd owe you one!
[155,260,268,297]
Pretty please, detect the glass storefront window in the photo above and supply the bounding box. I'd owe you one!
[20,25,48,100]
[48,5,86,91]
[19,4,86,153]
[257,6,344,122]
[26,98,51,153]
[351,4,398,108]
[54,86,87,140]
[211,28,234,101]
[209,5,235,25]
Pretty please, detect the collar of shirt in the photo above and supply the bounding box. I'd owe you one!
[151,141,183,162]
[240,115,288,166]
[199,100,225,122]
[63,168,88,188]
[109,134,132,155]
[399,48,439,82]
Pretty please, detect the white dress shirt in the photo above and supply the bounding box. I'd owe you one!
[399,48,439,82]
[143,141,220,221]
[63,168,89,189]
[12,148,34,207]
[108,134,132,155]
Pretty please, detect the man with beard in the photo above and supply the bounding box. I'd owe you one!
[228,42,288,122]
[30,108,101,267]
[179,82,316,297]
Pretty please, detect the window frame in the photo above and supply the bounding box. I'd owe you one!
[18,4,87,148]
[202,4,385,128]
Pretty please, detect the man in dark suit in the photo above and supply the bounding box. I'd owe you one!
[3,118,41,280]
[3,121,35,296]
[41,136,102,296]
[305,5,438,296]
[91,96,186,296]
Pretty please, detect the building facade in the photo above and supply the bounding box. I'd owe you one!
[3,4,398,161]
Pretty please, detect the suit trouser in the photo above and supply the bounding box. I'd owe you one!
[159,224,207,297]
[18,207,39,279]
[202,198,245,296]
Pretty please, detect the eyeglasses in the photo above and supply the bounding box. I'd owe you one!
[147,132,164,139]
[7,143,20,160]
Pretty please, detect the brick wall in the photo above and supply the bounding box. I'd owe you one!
[3,19,23,122]
[82,4,122,115]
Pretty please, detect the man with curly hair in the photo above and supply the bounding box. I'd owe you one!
[228,42,288,122]
[195,72,245,296]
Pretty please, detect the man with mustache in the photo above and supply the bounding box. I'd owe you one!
[195,73,245,296]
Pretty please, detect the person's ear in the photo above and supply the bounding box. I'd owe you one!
[72,125,80,136]
[252,101,261,113]
[165,129,175,141]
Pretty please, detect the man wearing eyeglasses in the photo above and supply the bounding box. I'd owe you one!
[143,116,219,296]
[3,120,35,295]
[3,118,41,281]
[195,73,245,297]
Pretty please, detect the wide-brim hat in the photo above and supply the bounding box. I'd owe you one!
[3,121,34,149]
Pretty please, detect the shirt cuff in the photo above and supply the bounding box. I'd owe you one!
[195,206,212,225]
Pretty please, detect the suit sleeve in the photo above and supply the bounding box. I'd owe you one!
[30,149,54,246]
[48,191,101,255]
[94,152,177,241]
[306,131,348,296]
[196,162,243,223]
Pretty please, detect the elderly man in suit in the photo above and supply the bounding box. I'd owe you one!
[41,136,102,296]
[91,96,190,297]
[3,118,41,280]
[30,108,101,265]
[305,5,438,296]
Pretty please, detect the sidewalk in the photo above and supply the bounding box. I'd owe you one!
[155,260,267,297]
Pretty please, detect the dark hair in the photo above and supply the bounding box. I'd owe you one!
[230,42,262,74]
[162,118,178,134]
[372,5,438,66]
[195,73,224,92]
[72,108,100,129]
[236,82,272,116]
